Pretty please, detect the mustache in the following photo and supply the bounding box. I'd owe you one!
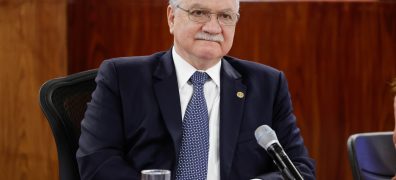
[195,32,224,42]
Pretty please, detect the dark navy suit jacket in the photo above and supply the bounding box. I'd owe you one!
[77,50,315,180]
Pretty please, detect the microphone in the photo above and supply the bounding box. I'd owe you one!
[254,125,304,180]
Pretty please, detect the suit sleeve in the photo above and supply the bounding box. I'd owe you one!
[256,71,316,180]
[77,60,140,180]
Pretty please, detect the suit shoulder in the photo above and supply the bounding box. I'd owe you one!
[97,51,168,76]
[104,51,166,67]
[224,56,282,79]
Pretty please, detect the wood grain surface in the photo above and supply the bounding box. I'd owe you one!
[0,0,67,179]
[67,0,173,73]
[233,2,396,179]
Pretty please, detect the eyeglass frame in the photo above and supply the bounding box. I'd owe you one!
[175,5,240,26]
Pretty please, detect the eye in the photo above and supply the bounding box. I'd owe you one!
[218,12,233,20]
[190,9,209,17]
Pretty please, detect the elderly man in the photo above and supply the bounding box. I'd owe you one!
[77,0,316,179]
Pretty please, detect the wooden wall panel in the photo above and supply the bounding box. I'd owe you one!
[0,0,67,179]
[68,0,172,73]
[233,2,396,179]
[67,1,396,180]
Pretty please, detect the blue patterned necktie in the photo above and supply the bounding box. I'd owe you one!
[175,71,210,180]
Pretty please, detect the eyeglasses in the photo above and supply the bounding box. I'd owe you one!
[176,5,239,26]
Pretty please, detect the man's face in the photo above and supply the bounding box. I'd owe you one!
[167,0,238,65]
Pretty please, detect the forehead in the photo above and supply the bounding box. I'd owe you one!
[181,0,237,11]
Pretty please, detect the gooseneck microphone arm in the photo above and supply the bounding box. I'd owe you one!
[266,143,295,179]
[255,125,304,180]
[267,142,303,180]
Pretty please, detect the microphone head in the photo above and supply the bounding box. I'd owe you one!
[255,125,279,149]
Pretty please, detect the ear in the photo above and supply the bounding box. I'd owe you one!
[167,5,175,34]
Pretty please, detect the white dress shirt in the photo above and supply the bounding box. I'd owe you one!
[172,47,221,180]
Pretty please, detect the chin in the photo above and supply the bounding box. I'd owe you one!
[196,50,223,60]
[195,45,225,60]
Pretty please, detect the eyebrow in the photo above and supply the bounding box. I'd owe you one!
[188,3,235,12]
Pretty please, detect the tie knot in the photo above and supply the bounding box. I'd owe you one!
[189,71,208,86]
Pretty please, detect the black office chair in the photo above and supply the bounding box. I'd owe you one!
[39,69,97,180]
[347,131,396,180]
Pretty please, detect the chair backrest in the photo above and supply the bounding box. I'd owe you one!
[347,131,396,180]
[39,69,97,180]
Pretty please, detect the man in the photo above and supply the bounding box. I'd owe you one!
[77,0,316,179]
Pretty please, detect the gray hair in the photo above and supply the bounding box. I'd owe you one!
[169,0,240,11]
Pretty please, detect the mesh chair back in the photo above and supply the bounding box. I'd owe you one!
[347,132,396,180]
[39,69,97,180]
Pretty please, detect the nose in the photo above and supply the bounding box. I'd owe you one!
[202,14,222,34]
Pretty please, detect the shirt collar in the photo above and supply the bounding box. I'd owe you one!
[172,47,221,88]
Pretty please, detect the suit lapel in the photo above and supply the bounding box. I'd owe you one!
[219,59,247,180]
[153,50,183,164]
[153,53,247,178]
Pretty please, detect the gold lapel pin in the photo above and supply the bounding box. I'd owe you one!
[236,91,244,98]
